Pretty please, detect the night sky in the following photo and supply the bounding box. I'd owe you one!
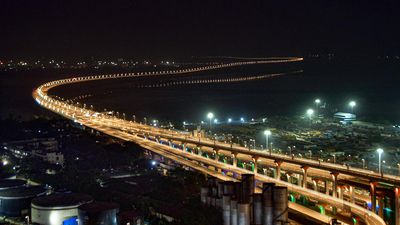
[1,0,399,60]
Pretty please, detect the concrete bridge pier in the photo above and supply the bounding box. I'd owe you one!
[231,199,238,225]
[252,157,258,174]
[196,146,202,156]
[168,139,172,147]
[274,160,282,180]
[214,150,220,162]
[262,183,275,225]
[370,182,377,214]
[325,180,330,195]
[182,143,186,152]
[301,166,309,188]
[285,172,293,184]
[296,174,301,186]
[378,195,384,218]
[312,179,318,192]
[349,185,355,203]
[338,186,344,200]
[237,203,250,225]
[232,153,238,167]
[330,172,339,198]
[222,195,231,225]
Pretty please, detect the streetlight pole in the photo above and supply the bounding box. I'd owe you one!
[264,130,271,155]
[315,99,320,116]
[349,101,356,114]
[250,139,255,150]
[362,158,365,169]
[397,163,400,176]
[377,148,384,174]
[307,109,314,121]
[207,112,214,132]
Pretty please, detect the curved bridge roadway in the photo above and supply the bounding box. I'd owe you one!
[32,57,392,225]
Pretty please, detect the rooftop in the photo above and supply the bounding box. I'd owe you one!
[78,201,119,212]
[31,193,93,208]
[0,185,46,199]
[0,179,26,190]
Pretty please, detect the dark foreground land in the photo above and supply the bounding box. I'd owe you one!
[0,116,221,225]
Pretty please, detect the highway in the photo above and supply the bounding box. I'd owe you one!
[32,57,392,225]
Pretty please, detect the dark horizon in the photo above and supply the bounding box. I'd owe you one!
[1,1,400,60]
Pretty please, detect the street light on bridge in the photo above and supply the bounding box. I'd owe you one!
[264,130,271,155]
[306,108,314,120]
[377,148,384,174]
[315,99,321,115]
[207,112,214,131]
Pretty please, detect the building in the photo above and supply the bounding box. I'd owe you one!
[31,193,93,225]
[2,138,60,160]
[333,112,356,122]
[118,210,144,225]
[0,180,47,217]
[33,151,64,165]
[78,201,119,225]
[0,179,26,190]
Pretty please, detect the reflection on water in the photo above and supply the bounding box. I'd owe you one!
[50,61,400,124]
[137,70,303,88]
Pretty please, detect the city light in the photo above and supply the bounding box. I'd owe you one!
[2,159,8,166]
[349,101,356,113]
[315,99,321,115]
[228,118,232,123]
[306,108,314,120]
[240,117,244,122]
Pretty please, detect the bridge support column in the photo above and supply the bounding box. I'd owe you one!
[252,157,258,174]
[330,172,339,198]
[182,143,186,152]
[312,179,318,192]
[349,186,355,203]
[395,187,400,225]
[232,153,238,167]
[296,174,301,186]
[338,186,344,200]
[301,166,309,188]
[168,139,172,147]
[275,161,282,180]
[325,181,329,195]
[197,147,202,156]
[214,150,219,162]
[370,182,377,214]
